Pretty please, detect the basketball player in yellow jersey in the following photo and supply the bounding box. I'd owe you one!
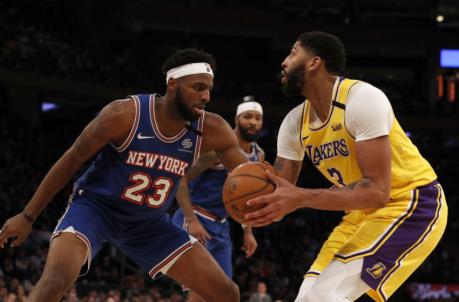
[244,31,448,301]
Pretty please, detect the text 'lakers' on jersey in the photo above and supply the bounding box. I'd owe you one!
[300,77,436,198]
[75,94,204,221]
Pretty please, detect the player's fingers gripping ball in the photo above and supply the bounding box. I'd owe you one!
[223,162,277,224]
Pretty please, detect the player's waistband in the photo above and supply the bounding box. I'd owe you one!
[417,179,439,190]
[192,205,227,223]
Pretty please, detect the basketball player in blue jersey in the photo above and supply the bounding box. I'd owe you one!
[244,32,447,301]
[171,97,264,302]
[0,49,247,302]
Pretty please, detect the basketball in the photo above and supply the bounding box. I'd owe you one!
[223,162,277,224]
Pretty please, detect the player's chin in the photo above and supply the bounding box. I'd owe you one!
[186,111,201,121]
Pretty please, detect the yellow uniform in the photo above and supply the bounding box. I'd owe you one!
[298,78,447,301]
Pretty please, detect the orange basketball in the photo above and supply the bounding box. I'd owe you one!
[222,162,277,224]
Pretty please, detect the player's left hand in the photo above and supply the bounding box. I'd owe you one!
[241,229,257,258]
[244,170,300,227]
[186,218,212,245]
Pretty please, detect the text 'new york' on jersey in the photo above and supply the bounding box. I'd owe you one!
[74,94,204,222]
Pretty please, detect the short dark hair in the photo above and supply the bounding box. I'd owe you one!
[161,48,216,75]
[297,31,346,74]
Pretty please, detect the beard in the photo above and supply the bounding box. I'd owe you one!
[174,87,199,121]
[280,64,305,97]
[238,124,260,142]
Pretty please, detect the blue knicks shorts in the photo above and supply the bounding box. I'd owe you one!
[52,194,195,279]
[172,208,232,278]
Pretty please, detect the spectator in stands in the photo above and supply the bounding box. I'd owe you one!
[249,282,272,302]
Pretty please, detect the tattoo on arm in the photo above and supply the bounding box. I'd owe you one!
[344,177,372,190]
[274,157,302,184]
[187,151,219,180]
[289,161,302,184]
[73,134,99,162]
[273,158,284,171]
[72,117,109,162]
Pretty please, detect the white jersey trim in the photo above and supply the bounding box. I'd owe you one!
[150,94,188,143]
[148,237,197,279]
[111,97,140,152]
[192,112,205,165]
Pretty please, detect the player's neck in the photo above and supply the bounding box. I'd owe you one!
[305,74,337,122]
[236,132,252,154]
[155,96,188,137]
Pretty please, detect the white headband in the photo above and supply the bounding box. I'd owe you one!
[236,101,263,116]
[166,62,214,84]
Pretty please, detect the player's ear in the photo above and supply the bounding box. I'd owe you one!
[167,78,177,91]
[308,56,322,72]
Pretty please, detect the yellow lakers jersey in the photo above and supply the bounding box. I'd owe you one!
[300,77,437,198]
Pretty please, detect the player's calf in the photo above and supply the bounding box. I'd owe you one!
[28,274,71,302]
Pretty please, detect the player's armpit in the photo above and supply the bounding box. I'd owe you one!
[186,151,220,180]
[273,156,303,184]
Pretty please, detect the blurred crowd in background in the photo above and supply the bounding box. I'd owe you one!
[1,0,459,301]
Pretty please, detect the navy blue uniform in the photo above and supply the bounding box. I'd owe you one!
[172,142,262,277]
[53,94,204,278]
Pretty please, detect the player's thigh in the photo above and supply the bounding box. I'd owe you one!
[335,183,447,301]
[119,215,237,300]
[167,243,234,295]
[41,232,88,282]
[52,198,110,274]
[171,209,186,229]
[187,291,207,302]
[307,211,363,275]
[117,214,195,279]
[209,244,232,278]
[207,229,232,278]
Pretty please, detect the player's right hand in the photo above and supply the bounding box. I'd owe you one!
[186,219,212,244]
[0,213,34,248]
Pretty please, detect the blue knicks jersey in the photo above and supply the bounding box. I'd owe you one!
[75,94,204,221]
[190,142,262,218]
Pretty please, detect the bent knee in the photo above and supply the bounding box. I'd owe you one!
[216,279,239,302]
[226,280,239,302]
[303,285,334,302]
[35,274,70,295]
[38,264,80,293]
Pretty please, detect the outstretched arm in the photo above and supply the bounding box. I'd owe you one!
[0,99,135,247]
[176,152,220,243]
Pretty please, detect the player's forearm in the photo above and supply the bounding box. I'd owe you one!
[176,180,198,221]
[24,148,85,219]
[298,177,390,211]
